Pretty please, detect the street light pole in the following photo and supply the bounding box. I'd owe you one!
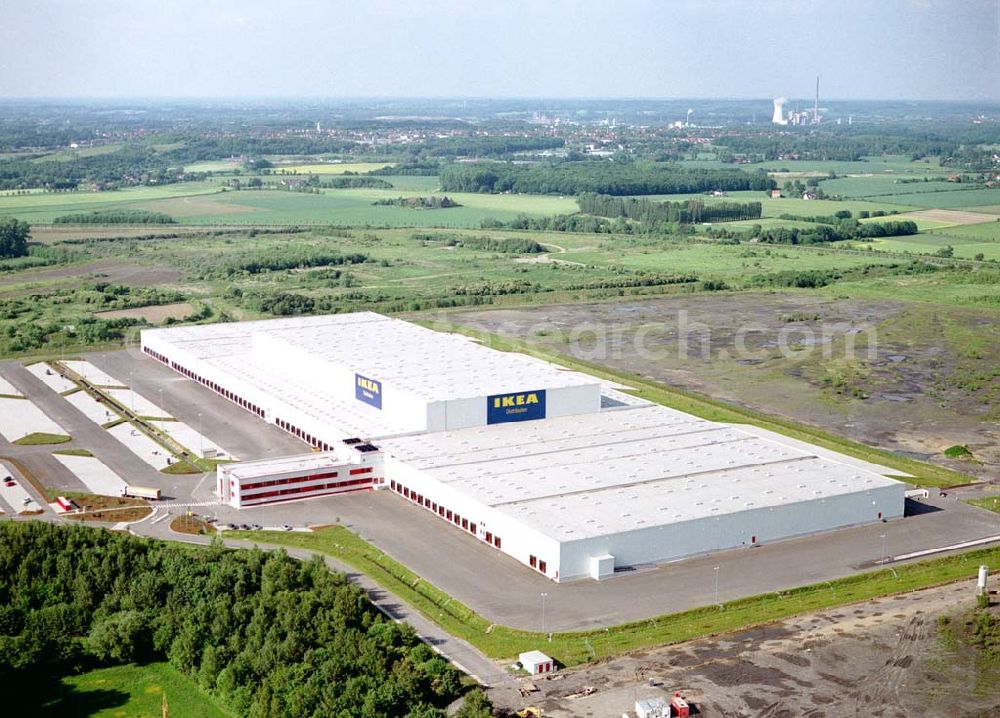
[198,412,204,457]
[540,592,548,636]
[714,566,721,606]
[880,533,887,566]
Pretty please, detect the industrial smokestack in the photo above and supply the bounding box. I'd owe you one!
[772,98,787,125]
[815,75,820,124]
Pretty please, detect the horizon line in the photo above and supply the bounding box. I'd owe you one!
[0,95,997,105]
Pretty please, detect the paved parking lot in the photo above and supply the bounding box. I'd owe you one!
[92,349,307,463]
[0,461,41,514]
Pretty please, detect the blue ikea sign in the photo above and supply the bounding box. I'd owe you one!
[355,374,382,409]
[487,389,546,424]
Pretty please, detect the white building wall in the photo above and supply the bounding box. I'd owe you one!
[253,331,430,433]
[426,384,601,432]
[557,483,905,581]
[544,384,603,419]
[385,456,563,579]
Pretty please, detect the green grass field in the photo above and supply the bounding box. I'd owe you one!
[0,182,225,223]
[182,160,243,173]
[125,187,578,227]
[820,176,967,199]
[0,662,233,718]
[965,495,1000,514]
[935,220,1000,240]
[0,182,577,228]
[864,235,1000,260]
[747,155,946,176]
[13,432,72,445]
[873,187,1000,209]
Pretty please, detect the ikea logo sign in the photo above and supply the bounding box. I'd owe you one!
[355,374,382,409]
[487,389,546,424]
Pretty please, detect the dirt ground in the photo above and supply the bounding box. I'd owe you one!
[0,259,184,292]
[898,209,997,225]
[96,302,194,322]
[495,579,1000,718]
[444,294,999,480]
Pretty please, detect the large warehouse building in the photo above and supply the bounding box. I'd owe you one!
[141,313,906,582]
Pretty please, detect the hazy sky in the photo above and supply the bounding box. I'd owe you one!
[1,0,997,100]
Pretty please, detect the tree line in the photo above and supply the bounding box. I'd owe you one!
[716,126,962,162]
[0,522,491,718]
[751,219,919,245]
[439,162,775,196]
[53,209,177,225]
[197,249,370,279]
[372,196,461,209]
[578,193,762,224]
[412,232,543,253]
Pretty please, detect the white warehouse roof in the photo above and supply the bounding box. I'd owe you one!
[254,312,597,402]
[379,404,904,542]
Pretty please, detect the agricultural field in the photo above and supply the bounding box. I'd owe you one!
[872,187,1000,209]
[0,182,577,227]
[820,175,969,199]
[747,155,949,176]
[859,234,1000,261]
[0,182,225,223]
[181,160,243,173]
[268,161,396,174]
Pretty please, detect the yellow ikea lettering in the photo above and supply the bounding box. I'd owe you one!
[357,377,379,394]
[493,392,538,409]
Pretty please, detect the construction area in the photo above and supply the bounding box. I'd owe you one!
[494,577,1000,717]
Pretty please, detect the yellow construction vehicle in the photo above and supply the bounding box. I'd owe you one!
[516,708,542,718]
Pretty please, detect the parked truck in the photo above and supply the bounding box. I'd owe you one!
[122,485,161,501]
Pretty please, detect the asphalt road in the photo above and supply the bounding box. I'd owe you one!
[220,487,1000,633]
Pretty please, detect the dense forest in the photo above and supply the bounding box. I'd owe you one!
[714,125,969,162]
[410,135,563,158]
[0,145,200,191]
[0,522,488,718]
[439,162,775,196]
[578,193,762,224]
